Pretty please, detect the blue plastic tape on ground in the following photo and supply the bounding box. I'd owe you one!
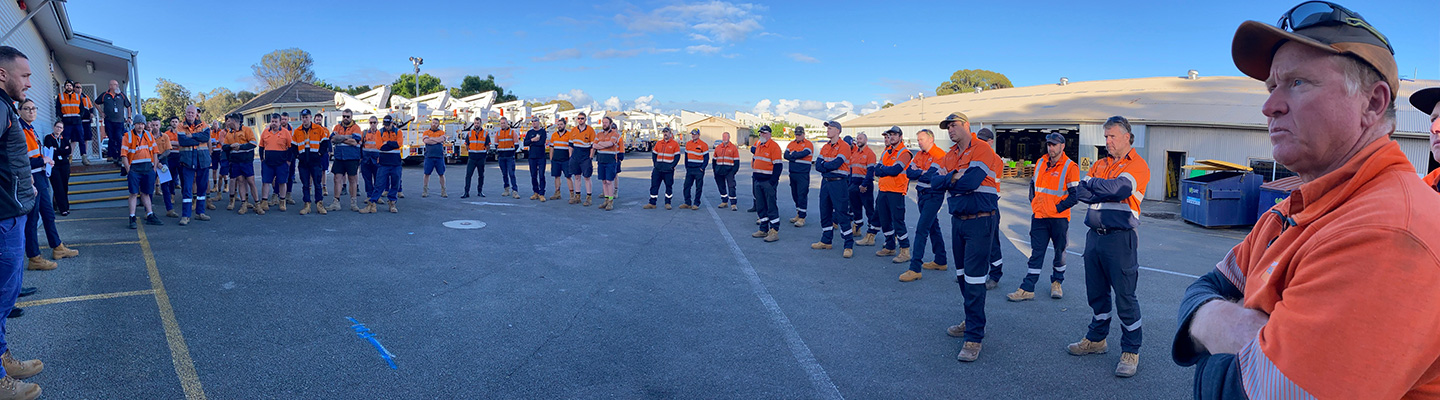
[346,317,398,369]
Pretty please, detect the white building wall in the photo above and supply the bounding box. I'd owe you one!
[0,3,64,131]
[1395,136,1433,177]
[1145,125,1272,201]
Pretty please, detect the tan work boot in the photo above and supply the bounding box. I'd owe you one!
[643,204,656,210]
[0,375,39,400]
[529,193,539,200]
[1116,353,1139,378]
[165,209,179,218]
[764,229,779,242]
[793,217,806,227]
[389,202,398,213]
[317,203,328,215]
[1066,338,1108,356]
[25,257,55,271]
[956,342,982,362]
[288,197,297,204]
[789,216,799,223]
[327,199,341,211]
[350,198,360,212]
[875,248,896,257]
[227,197,236,210]
[1051,282,1064,299]
[254,202,266,215]
[583,194,592,206]
[50,244,78,260]
[239,202,252,215]
[898,270,922,282]
[299,202,312,215]
[946,322,966,337]
[511,190,519,199]
[569,193,579,204]
[842,248,853,258]
[892,247,912,264]
[178,217,190,226]
[500,187,509,197]
[358,202,374,214]
[604,199,614,211]
[717,202,728,208]
[731,205,737,211]
[206,201,216,211]
[810,242,832,250]
[922,262,947,271]
[1006,289,1035,302]
[665,204,672,210]
[550,189,562,200]
[278,199,288,212]
[194,213,210,221]
[751,229,767,238]
[538,194,547,202]
[856,233,877,246]
[2,351,42,380]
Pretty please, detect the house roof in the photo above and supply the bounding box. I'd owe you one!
[686,115,748,129]
[232,81,337,115]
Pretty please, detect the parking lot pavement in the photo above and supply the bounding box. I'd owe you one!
[16,157,1244,398]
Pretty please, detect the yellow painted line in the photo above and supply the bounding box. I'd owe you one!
[65,240,140,248]
[15,289,154,308]
[138,225,207,400]
[56,217,128,223]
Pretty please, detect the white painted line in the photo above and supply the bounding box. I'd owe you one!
[1005,237,1201,279]
[706,206,843,400]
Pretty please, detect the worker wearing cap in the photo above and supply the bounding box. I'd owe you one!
[495,116,521,199]
[783,126,815,227]
[874,126,915,279]
[420,117,449,198]
[367,116,404,213]
[460,116,489,198]
[175,105,212,225]
[646,128,681,209]
[680,129,710,210]
[812,120,856,258]
[907,129,949,277]
[1063,116,1150,376]
[593,116,622,210]
[974,128,1008,289]
[1408,87,1440,192]
[160,117,181,217]
[121,114,164,229]
[848,133,879,247]
[293,109,330,214]
[1008,133,1079,302]
[525,116,549,201]
[359,116,381,211]
[548,117,572,200]
[934,111,1002,362]
[256,113,290,214]
[713,131,739,210]
[750,125,783,242]
[220,113,258,214]
[328,109,363,211]
[567,113,596,206]
[1174,3,1440,394]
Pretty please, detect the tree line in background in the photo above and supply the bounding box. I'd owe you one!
[143,48,528,125]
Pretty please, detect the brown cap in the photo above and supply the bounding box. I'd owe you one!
[939,112,968,130]
[1232,20,1397,100]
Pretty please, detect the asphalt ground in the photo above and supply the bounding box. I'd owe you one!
[11,156,1249,399]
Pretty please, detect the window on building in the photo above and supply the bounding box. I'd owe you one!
[1249,158,1297,182]
[247,117,255,127]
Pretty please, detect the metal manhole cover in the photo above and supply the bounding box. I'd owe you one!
[443,220,487,229]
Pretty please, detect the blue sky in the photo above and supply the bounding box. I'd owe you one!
[70,0,1438,119]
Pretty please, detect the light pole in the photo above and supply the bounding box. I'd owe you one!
[408,56,422,137]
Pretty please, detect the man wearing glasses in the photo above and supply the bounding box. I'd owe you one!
[1172,2,1440,396]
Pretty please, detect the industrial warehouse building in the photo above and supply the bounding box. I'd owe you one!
[842,74,1439,202]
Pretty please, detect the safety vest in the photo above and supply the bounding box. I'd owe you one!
[57,92,84,118]
[940,138,1001,195]
[121,128,155,163]
[819,140,853,178]
[362,128,381,152]
[466,128,488,153]
[685,139,709,164]
[292,124,329,153]
[714,142,738,166]
[568,126,595,152]
[653,139,681,164]
[849,145,876,178]
[752,139,782,175]
[786,138,814,164]
[1031,153,1080,220]
[179,121,211,150]
[22,123,40,173]
[878,144,912,193]
[494,128,517,151]
[1085,148,1149,226]
[909,145,946,190]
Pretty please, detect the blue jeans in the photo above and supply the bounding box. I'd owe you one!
[528,158,546,195]
[25,171,59,258]
[179,166,210,217]
[498,158,517,190]
[371,165,401,203]
[0,215,27,354]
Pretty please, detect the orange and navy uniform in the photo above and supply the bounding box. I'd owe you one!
[549,127,571,161]
[260,127,292,165]
[784,137,815,173]
[292,123,330,164]
[849,144,877,185]
[421,127,447,159]
[569,125,595,160]
[21,121,42,174]
[330,123,363,161]
[464,128,489,155]
[684,138,709,169]
[375,128,404,166]
[153,129,172,160]
[876,143,912,194]
[907,145,947,195]
[652,138,681,171]
[1425,168,1440,193]
[223,126,257,162]
[595,128,621,164]
[56,92,90,119]
[1073,148,1149,230]
[935,136,1002,215]
[815,139,853,180]
[1031,153,1081,220]
[1175,139,1440,398]
[361,127,382,163]
[751,138,783,181]
[120,126,156,165]
[713,141,739,169]
[494,127,518,157]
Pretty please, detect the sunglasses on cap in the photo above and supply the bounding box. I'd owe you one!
[1278,1,1392,54]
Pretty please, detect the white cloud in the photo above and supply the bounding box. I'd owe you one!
[686,44,722,55]
[615,1,767,43]
[557,89,595,109]
[533,48,581,62]
[602,96,623,111]
[633,95,658,112]
[593,47,679,59]
[766,98,877,120]
[752,99,771,115]
[787,53,819,63]
[859,101,884,115]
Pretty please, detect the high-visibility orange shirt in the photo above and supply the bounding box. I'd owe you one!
[179,121,211,150]
[331,124,362,143]
[1085,147,1149,224]
[786,138,814,164]
[165,129,179,149]
[752,139,782,174]
[685,139,709,164]
[653,139,681,164]
[22,126,39,160]
[362,128,382,151]
[550,127,571,151]
[465,128,488,153]
[1425,168,1440,192]
[1197,139,1440,398]
[261,128,292,152]
[1032,153,1081,220]
[938,137,1002,195]
[292,124,329,153]
[494,128,518,151]
[223,126,256,148]
[121,128,155,163]
[877,144,912,193]
[714,142,739,166]
[595,129,621,156]
[819,140,853,177]
[849,145,876,177]
[909,145,946,190]
[57,92,86,118]
[569,126,595,152]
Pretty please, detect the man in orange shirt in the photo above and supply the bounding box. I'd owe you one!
[175,105,212,225]
[712,131,739,210]
[494,116,520,199]
[257,113,291,214]
[874,127,914,277]
[160,117,181,217]
[646,127,681,210]
[783,127,815,226]
[460,116,489,198]
[1407,87,1440,192]
[935,112,1003,362]
[812,120,855,258]
[359,116,381,210]
[848,133,879,246]
[680,129,709,210]
[567,113,596,206]
[1008,133,1080,302]
[750,125,783,242]
[594,117,622,210]
[121,114,163,228]
[219,113,258,214]
[548,117,572,200]
[1174,3,1440,396]
[292,109,330,214]
[420,118,448,198]
[907,129,948,278]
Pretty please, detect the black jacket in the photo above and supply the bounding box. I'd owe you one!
[0,89,35,219]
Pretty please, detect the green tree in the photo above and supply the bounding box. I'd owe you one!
[390,73,445,98]
[881,102,895,109]
[313,80,373,96]
[526,99,575,112]
[194,87,242,122]
[448,74,518,102]
[252,48,317,90]
[935,69,1013,95]
[236,90,258,104]
[141,78,191,123]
